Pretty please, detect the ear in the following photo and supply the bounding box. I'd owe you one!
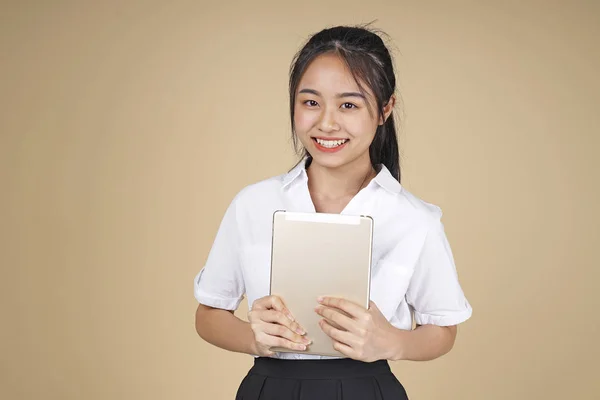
[378,95,396,125]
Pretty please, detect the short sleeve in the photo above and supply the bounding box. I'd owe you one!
[406,217,473,326]
[193,194,245,311]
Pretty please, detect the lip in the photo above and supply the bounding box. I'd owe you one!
[311,137,349,153]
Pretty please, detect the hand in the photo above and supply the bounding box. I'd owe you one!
[315,297,396,362]
[248,295,311,357]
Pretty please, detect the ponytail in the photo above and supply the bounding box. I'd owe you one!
[370,114,400,182]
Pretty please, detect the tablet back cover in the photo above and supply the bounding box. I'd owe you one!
[269,210,373,357]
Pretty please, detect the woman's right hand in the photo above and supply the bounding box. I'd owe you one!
[248,295,311,357]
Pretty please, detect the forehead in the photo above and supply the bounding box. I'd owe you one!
[298,53,361,94]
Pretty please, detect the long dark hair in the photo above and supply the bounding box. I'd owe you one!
[288,25,401,182]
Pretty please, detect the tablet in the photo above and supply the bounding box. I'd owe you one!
[268,210,373,357]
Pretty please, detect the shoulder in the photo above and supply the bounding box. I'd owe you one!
[399,187,443,219]
[228,171,288,209]
[382,185,444,229]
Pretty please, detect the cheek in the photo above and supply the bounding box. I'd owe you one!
[294,109,317,133]
[344,113,378,140]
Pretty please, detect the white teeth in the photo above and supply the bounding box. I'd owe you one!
[315,138,348,148]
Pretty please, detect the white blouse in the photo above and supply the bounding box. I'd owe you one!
[193,159,473,359]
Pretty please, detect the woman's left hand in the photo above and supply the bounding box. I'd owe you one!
[315,297,398,362]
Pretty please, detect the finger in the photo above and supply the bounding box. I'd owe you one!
[269,296,297,322]
[257,332,308,352]
[257,346,275,357]
[332,340,359,360]
[317,296,366,318]
[262,322,312,345]
[315,305,357,333]
[258,310,306,335]
[252,295,285,311]
[318,318,358,347]
[253,296,296,321]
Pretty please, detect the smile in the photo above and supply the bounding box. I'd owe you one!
[313,138,348,149]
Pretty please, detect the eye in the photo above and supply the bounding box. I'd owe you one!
[304,100,319,107]
[341,102,357,109]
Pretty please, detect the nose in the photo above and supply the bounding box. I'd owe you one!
[318,108,340,133]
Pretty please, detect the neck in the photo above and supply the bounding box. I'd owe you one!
[306,154,375,200]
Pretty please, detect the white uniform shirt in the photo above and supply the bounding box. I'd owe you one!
[194,159,473,359]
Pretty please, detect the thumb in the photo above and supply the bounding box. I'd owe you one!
[368,300,379,311]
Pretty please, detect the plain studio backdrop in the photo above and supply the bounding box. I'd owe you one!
[1,1,598,399]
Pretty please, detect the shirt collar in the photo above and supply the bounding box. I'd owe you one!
[282,157,402,194]
[282,157,309,189]
[373,164,402,194]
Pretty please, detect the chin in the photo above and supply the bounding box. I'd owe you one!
[308,152,351,169]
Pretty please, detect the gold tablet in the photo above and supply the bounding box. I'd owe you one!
[268,210,373,357]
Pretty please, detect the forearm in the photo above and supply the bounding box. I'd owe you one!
[195,304,257,355]
[386,324,457,362]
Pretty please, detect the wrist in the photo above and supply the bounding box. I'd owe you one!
[384,325,408,361]
[249,342,259,356]
[245,322,259,356]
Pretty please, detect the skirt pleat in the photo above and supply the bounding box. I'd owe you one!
[235,373,267,400]
[373,373,409,399]
[235,357,409,400]
[298,379,340,400]
[340,376,382,400]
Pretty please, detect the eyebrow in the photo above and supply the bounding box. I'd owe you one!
[298,88,366,99]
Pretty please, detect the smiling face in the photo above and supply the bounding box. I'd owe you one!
[293,53,388,171]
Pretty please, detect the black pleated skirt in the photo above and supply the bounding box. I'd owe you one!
[235,357,409,400]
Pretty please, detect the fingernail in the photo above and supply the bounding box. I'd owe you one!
[297,344,306,351]
[317,296,324,303]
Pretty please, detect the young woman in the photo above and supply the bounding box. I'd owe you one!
[194,25,472,400]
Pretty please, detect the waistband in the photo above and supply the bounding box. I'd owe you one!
[249,357,392,380]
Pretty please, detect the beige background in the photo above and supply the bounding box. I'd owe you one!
[1,1,599,399]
